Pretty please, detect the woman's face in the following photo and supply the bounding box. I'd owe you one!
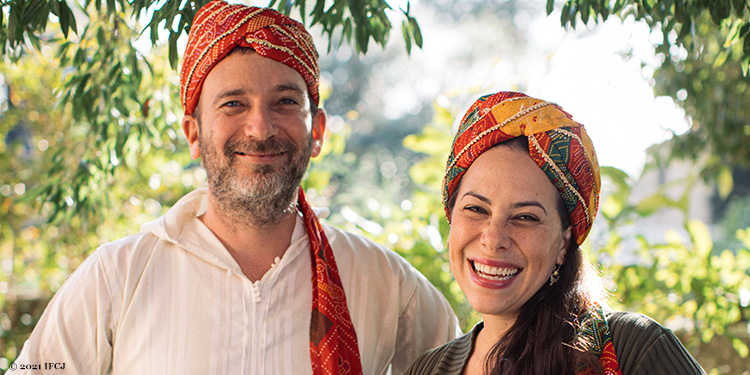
[448,145,571,324]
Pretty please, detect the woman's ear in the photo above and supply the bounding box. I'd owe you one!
[557,226,572,265]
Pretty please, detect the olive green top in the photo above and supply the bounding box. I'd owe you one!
[404,311,706,375]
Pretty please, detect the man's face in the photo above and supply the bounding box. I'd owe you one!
[183,50,325,227]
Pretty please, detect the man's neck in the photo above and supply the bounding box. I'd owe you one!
[200,197,299,282]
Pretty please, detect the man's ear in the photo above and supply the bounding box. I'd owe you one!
[310,108,326,158]
[182,114,201,160]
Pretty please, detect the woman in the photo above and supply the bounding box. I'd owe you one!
[405,92,705,375]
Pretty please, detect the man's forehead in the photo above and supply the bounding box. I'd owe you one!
[204,51,308,94]
[179,2,320,115]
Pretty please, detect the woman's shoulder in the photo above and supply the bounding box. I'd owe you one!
[606,311,706,375]
[403,323,479,375]
[606,310,668,338]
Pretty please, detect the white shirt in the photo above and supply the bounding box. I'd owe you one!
[11,188,460,375]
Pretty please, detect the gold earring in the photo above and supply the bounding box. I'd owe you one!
[549,264,561,286]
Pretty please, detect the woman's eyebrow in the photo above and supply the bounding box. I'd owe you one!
[463,191,491,205]
[511,201,547,215]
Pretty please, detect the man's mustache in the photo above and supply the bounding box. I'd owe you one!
[223,137,295,158]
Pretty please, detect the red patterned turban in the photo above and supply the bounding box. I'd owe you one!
[180,0,320,115]
[443,92,601,245]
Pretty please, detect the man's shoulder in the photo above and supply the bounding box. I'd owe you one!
[93,230,165,269]
[321,223,415,270]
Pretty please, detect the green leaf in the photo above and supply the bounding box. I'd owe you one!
[50,0,61,16]
[410,17,422,48]
[677,18,693,40]
[732,337,749,358]
[96,27,106,47]
[687,219,713,259]
[713,50,729,67]
[343,18,352,40]
[732,0,747,17]
[356,26,369,54]
[59,3,71,38]
[634,193,672,216]
[581,4,590,24]
[560,2,571,27]
[708,0,731,25]
[402,20,412,54]
[546,0,555,15]
[716,166,734,199]
[641,0,652,14]
[169,33,178,70]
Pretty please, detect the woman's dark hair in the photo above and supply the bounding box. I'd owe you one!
[448,136,606,375]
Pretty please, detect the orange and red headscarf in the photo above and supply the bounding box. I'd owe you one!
[442,91,601,246]
[180,0,320,115]
[444,92,620,374]
[180,2,361,374]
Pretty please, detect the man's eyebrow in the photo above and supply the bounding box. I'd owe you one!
[273,83,305,95]
[213,88,246,103]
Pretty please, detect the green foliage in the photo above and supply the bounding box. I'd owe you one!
[594,165,750,371]
[549,0,750,74]
[0,46,198,369]
[550,0,750,201]
[0,0,422,226]
[2,0,423,66]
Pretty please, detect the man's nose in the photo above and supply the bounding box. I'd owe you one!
[243,106,277,140]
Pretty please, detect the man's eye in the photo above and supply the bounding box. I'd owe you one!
[279,98,299,105]
[223,100,241,107]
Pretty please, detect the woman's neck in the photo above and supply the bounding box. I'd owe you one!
[463,315,517,375]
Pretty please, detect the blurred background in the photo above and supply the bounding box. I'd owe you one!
[1,0,749,373]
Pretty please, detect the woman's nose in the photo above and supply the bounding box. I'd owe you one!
[480,221,511,251]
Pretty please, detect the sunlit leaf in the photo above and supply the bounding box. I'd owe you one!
[634,193,672,216]
[687,219,713,259]
[716,166,734,199]
[732,338,749,358]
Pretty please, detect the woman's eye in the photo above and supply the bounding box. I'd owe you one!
[514,214,539,222]
[464,205,487,215]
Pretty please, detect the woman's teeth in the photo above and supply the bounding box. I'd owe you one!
[472,261,519,280]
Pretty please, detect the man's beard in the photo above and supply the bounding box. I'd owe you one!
[199,131,312,228]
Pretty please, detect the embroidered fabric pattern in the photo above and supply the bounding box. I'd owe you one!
[297,187,363,375]
[179,0,320,115]
[442,91,601,245]
[576,304,623,375]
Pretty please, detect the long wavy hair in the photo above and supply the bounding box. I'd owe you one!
[448,137,607,375]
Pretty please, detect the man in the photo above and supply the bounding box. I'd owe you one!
[9,1,459,374]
